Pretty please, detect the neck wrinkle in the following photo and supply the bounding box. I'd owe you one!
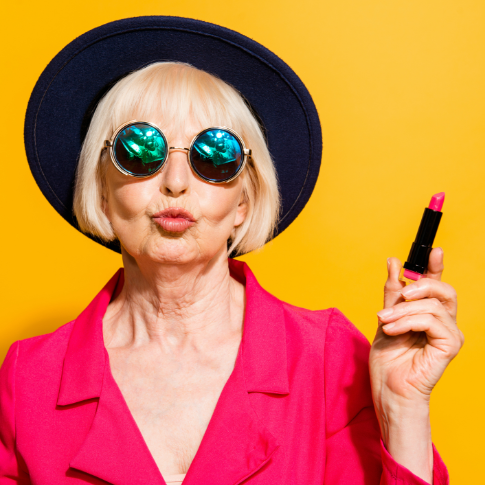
[103,248,245,352]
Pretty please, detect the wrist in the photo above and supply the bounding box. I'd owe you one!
[374,398,430,444]
[372,387,430,420]
[375,402,433,483]
[380,406,431,444]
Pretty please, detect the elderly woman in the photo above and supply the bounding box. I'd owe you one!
[0,17,462,485]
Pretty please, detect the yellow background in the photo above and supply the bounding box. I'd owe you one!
[1,0,483,480]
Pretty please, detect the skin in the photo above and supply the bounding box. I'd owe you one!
[102,120,463,482]
[371,248,464,482]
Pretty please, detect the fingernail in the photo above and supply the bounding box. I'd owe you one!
[387,258,391,268]
[401,286,417,298]
[377,308,393,318]
[384,322,395,329]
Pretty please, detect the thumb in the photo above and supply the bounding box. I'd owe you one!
[426,247,444,281]
[384,257,406,309]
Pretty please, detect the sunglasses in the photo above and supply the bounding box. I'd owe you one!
[104,121,251,183]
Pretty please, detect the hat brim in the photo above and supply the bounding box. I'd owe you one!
[24,16,322,254]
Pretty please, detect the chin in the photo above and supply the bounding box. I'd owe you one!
[145,236,203,265]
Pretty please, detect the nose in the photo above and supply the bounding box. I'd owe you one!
[160,148,191,197]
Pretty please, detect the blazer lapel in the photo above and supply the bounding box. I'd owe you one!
[69,355,164,485]
[182,350,280,485]
[57,269,163,485]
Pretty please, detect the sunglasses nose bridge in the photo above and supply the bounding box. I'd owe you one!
[167,147,191,169]
[158,147,194,197]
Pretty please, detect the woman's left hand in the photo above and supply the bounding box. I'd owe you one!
[370,247,464,413]
[369,248,464,480]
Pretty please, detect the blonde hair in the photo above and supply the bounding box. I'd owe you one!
[73,62,280,256]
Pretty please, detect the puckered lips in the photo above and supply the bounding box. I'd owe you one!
[152,207,196,232]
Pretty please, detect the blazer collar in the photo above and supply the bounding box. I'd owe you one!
[57,269,124,405]
[229,258,289,394]
[57,259,289,406]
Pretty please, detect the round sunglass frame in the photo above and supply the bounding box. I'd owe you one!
[104,120,252,184]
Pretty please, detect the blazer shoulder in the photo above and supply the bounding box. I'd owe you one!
[17,319,74,346]
[281,303,368,366]
[282,301,332,328]
[325,307,370,347]
[282,303,368,343]
[12,320,75,369]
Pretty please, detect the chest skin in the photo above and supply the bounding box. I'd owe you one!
[107,338,241,478]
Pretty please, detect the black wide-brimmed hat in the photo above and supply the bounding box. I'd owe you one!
[25,16,322,253]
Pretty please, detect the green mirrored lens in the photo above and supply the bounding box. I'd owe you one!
[191,129,243,181]
[113,123,167,176]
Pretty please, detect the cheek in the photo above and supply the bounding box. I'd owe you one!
[197,182,242,226]
[106,175,159,222]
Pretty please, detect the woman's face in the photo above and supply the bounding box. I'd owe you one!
[103,120,248,264]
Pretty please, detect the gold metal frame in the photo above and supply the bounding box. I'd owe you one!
[104,121,251,184]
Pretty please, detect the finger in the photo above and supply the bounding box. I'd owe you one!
[426,247,444,281]
[381,313,451,340]
[384,257,406,309]
[378,297,449,323]
[377,297,460,339]
[381,314,463,358]
[400,278,457,320]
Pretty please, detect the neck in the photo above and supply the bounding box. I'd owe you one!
[103,247,245,352]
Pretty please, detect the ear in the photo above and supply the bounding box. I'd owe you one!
[101,191,111,222]
[234,192,248,227]
[100,157,111,221]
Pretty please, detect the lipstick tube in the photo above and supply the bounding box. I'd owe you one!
[399,192,445,285]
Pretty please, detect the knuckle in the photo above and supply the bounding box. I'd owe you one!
[444,348,458,360]
[441,282,458,302]
[429,298,441,308]
[416,278,429,289]
[441,282,457,298]
[458,329,465,346]
[384,281,395,291]
[452,340,462,356]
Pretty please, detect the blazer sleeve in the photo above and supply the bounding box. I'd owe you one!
[323,308,450,485]
[0,342,30,484]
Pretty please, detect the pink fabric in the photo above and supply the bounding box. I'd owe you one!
[0,259,449,484]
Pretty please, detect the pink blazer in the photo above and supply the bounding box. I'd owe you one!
[0,259,449,484]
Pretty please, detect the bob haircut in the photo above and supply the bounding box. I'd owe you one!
[73,62,280,256]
